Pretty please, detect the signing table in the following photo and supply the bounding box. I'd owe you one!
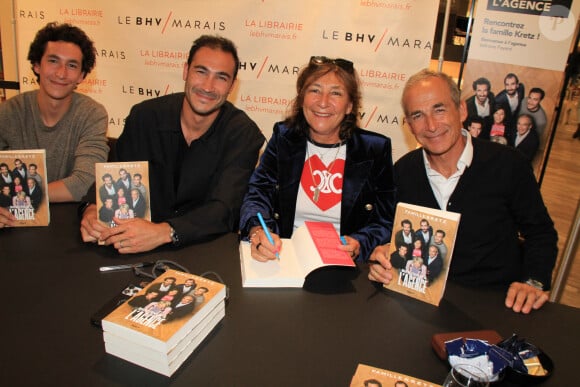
[1,203,578,386]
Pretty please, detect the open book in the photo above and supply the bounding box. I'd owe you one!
[239,221,355,287]
[0,149,50,226]
[383,202,461,306]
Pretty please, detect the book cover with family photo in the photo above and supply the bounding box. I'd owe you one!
[95,161,150,227]
[0,149,50,226]
[102,269,226,351]
[384,202,461,306]
[101,269,226,376]
[350,363,442,387]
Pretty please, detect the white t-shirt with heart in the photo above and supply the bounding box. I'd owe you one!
[294,141,346,233]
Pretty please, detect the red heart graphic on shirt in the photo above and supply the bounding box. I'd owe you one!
[300,155,344,211]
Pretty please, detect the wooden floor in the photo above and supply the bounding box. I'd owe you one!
[542,99,580,309]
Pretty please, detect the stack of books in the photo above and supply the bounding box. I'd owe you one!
[101,269,226,376]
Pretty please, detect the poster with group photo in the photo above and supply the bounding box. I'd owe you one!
[461,0,580,178]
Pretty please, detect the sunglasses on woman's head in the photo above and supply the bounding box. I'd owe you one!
[309,56,354,74]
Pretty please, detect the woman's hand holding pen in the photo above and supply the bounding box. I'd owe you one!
[249,226,282,262]
[367,243,394,284]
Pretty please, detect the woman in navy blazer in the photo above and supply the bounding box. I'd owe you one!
[239,56,395,262]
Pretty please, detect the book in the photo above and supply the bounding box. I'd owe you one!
[103,301,225,376]
[94,161,150,227]
[383,202,461,306]
[0,149,50,226]
[239,220,355,288]
[350,363,442,387]
[101,269,226,376]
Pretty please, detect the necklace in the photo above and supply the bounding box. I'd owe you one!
[315,145,340,163]
[306,142,342,203]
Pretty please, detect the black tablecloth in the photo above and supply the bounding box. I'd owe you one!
[1,203,578,386]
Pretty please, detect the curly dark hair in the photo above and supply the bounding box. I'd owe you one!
[27,22,97,81]
[285,58,361,141]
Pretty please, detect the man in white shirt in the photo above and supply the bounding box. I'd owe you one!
[464,77,495,138]
[369,69,557,314]
[0,163,12,185]
[495,73,525,126]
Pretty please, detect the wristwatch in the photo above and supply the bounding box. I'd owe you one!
[169,226,180,246]
[526,278,544,290]
[77,201,91,219]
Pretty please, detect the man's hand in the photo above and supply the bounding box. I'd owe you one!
[505,281,549,314]
[80,204,108,242]
[367,243,394,284]
[0,207,17,228]
[98,217,172,254]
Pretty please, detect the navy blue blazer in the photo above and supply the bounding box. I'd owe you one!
[239,122,396,261]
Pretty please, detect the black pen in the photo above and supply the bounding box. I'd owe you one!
[367,259,382,265]
[99,262,154,272]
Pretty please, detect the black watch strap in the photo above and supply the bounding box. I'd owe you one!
[77,201,91,219]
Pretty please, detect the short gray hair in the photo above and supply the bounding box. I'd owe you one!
[401,69,461,115]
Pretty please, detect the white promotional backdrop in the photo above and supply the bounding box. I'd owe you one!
[468,0,578,70]
[13,0,439,161]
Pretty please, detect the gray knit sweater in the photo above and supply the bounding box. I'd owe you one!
[0,91,109,200]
